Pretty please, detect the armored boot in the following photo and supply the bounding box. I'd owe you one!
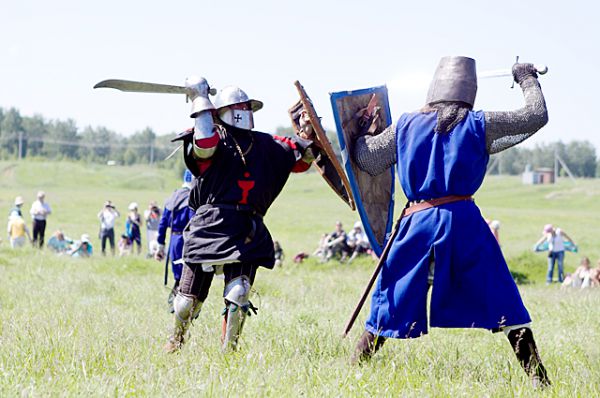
[351,330,386,364]
[221,276,256,352]
[164,293,202,353]
[506,327,551,388]
[167,279,180,314]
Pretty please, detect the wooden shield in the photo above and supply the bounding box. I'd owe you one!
[330,86,395,256]
[289,81,355,210]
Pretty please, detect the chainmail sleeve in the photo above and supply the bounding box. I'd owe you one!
[484,77,548,154]
[353,123,397,176]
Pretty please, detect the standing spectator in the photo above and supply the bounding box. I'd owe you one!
[144,201,162,258]
[7,213,31,248]
[274,241,285,267]
[535,224,576,284]
[98,200,120,256]
[30,191,51,248]
[9,196,25,217]
[126,202,142,255]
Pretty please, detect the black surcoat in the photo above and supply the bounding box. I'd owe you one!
[182,125,307,268]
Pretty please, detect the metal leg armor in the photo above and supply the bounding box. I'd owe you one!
[351,330,386,364]
[167,279,180,314]
[221,276,252,351]
[506,327,551,388]
[164,293,202,353]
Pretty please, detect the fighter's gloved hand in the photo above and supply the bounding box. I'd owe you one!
[512,63,538,85]
[155,244,165,261]
[299,111,316,140]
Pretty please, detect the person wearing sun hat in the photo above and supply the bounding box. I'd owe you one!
[9,196,25,218]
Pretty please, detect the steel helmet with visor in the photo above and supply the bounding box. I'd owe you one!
[214,86,263,130]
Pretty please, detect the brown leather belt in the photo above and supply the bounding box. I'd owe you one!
[403,195,473,217]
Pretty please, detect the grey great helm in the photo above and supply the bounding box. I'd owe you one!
[426,56,477,107]
[214,86,263,130]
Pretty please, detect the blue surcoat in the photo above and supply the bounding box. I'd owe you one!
[365,110,531,339]
[157,187,194,281]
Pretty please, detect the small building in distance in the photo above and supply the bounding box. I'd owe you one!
[522,165,554,185]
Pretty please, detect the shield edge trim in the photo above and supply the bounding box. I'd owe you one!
[291,81,356,210]
[329,85,395,256]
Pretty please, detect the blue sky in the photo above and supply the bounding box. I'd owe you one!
[1,1,598,151]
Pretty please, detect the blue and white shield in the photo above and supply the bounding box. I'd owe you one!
[330,86,395,256]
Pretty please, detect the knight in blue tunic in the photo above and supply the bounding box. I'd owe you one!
[155,169,195,311]
[351,57,550,387]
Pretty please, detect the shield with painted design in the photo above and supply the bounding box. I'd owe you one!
[330,86,395,256]
[289,81,355,210]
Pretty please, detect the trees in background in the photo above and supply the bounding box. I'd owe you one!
[0,107,177,166]
[489,141,598,178]
[1,106,598,176]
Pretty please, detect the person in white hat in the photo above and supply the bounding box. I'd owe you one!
[29,191,51,248]
[98,200,120,256]
[9,196,25,218]
[71,234,93,258]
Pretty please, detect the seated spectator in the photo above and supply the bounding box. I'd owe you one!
[346,221,372,263]
[47,230,72,254]
[6,213,31,248]
[70,234,93,258]
[313,233,329,262]
[325,221,351,262]
[562,257,593,289]
[274,240,285,267]
[486,219,501,244]
[118,234,133,257]
[589,260,600,287]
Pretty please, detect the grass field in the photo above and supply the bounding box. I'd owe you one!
[1,160,600,397]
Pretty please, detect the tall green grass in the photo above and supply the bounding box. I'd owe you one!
[1,160,600,396]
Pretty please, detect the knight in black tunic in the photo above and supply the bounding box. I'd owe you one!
[165,83,314,353]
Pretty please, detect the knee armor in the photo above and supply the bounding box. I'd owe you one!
[222,276,252,351]
[170,293,203,346]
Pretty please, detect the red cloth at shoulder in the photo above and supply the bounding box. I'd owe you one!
[195,132,220,149]
[273,135,297,150]
[273,135,311,173]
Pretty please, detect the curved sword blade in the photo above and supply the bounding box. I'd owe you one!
[93,79,188,94]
